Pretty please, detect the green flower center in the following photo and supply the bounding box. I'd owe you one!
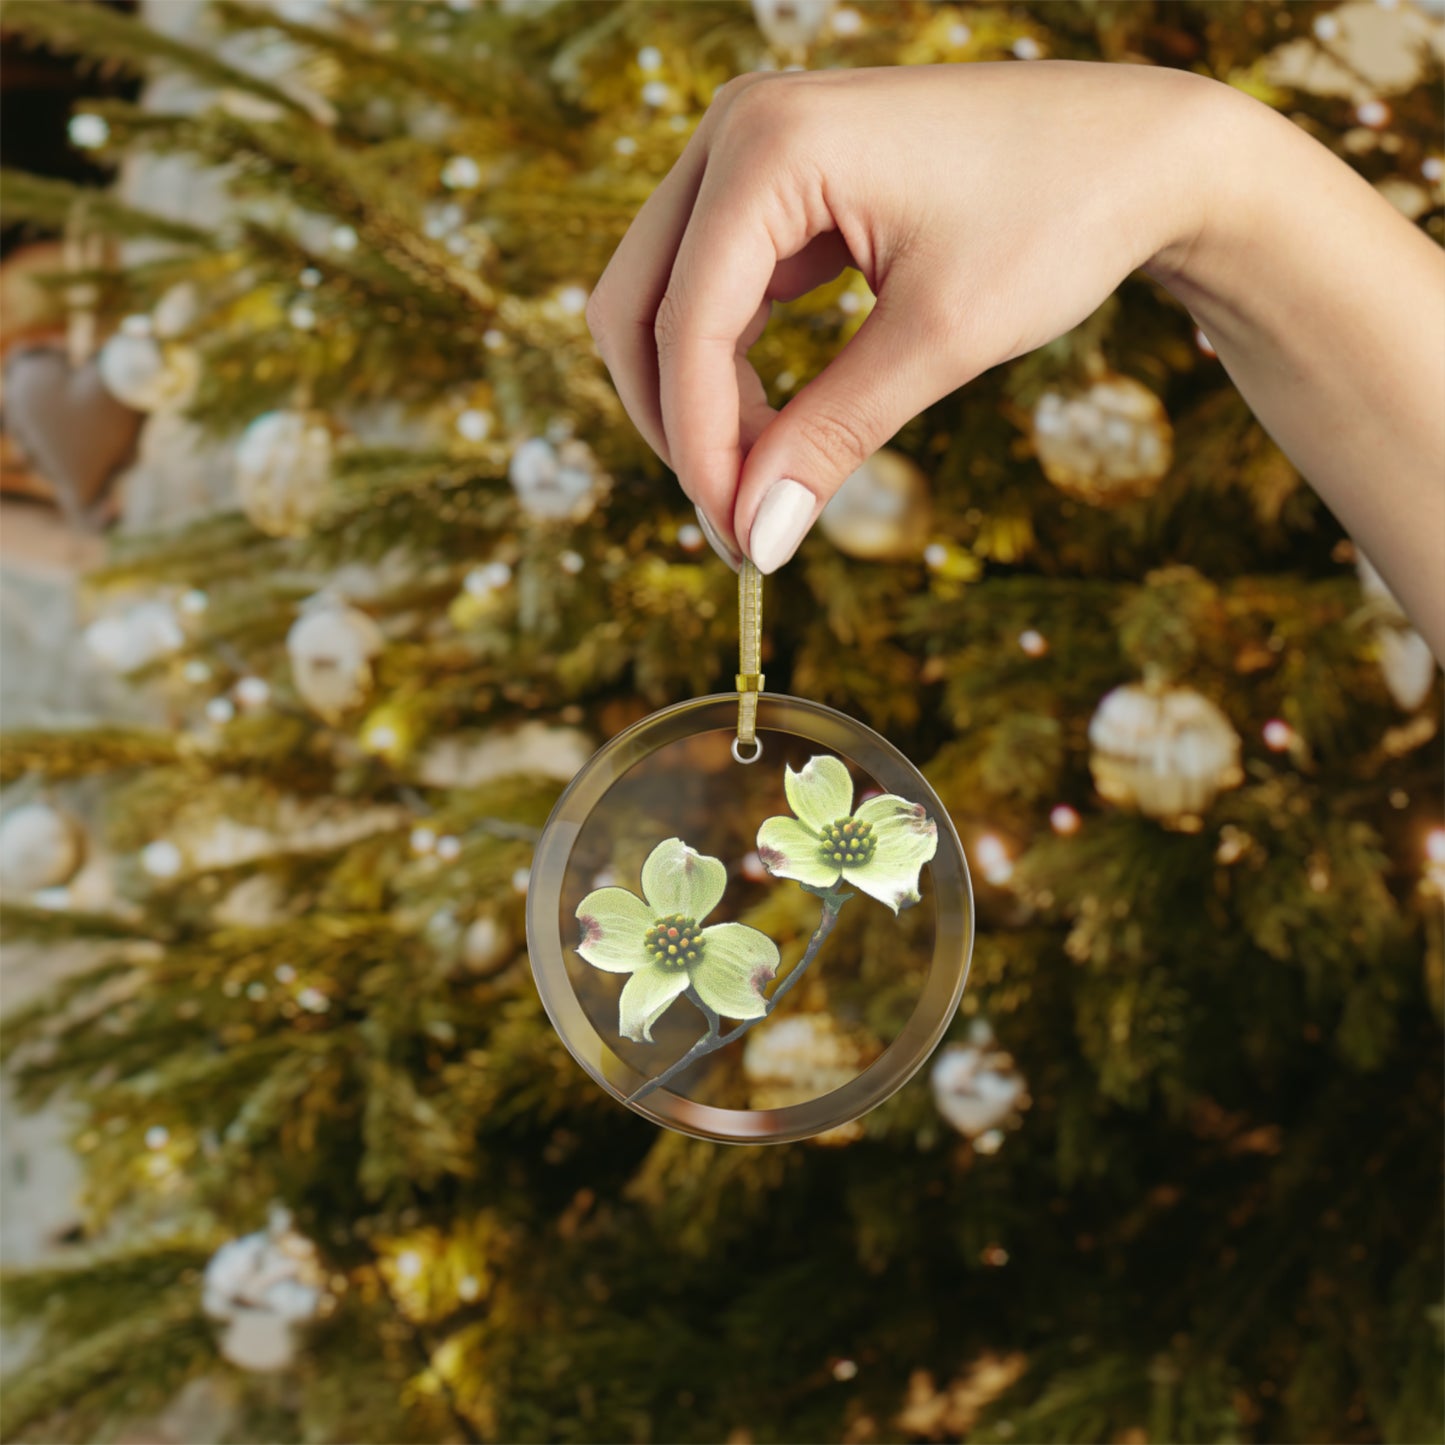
[644,914,704,972]
[819,816,876,869]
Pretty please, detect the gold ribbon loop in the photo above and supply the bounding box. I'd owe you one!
[735,559,764,762]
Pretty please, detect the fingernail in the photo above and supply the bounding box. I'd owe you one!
[695,506,741,572]
[748,478,816,575]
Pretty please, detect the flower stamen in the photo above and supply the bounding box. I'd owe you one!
[818,816,876,870]
[643,912,704,971]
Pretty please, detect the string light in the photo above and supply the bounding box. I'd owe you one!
[1018,628,1049,658]
[179,589,209,615]
[145,1125,170,1150]
[234,676,270,709]
[1262,719,1294,752]
[678,523,704,552]
[923,543,949,570]
[1355,99,1390,129]
[69,113,110,149]
[465,561,512,595]
[441,155,482,190]
[637,45,663,71]
[436,835,462,862]
[832,1358,859,1381]
[1049,804,1081,836]
[206,697,236,725]
[395,1250,423,1281]
[410,827,437,855]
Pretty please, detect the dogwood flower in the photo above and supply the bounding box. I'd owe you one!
[575,837,780,1043]
[756,754,938,913]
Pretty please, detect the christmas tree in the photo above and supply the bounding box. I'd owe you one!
[2,2,1442,1442]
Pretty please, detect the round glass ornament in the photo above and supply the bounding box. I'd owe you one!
[528,693,973,1143]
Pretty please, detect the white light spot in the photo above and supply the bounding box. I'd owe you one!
[396,1250,423,1280]
[464,561,512,595]
[299,267,323,289]
[1049,805,1081,836]
[678,523,704,552]
[275,964,297,984]
[145,1125,170,1150]
[641,80,671,108]
[923,543,949,569]
[613,136,638,156]
[1312,14,1339,40]
[1018,629,1048,657]
[234,676,270,709]
[947,22,972,46]
[1262,719,1294,751]
[298,986,329,1013]
[441,155,482,190]
[458,1274,481,1301]
[560,550,584,575]
[637,45,663,72]
[483,328,506,351]
[410,827,437,855]
[456,408,492,442]
[330,225,359,253]
[555,284,589,316]
[832,1358,859,1381]
[436,835,462,862]
[69,113,110,149]
[206,697,236,725]
[288,303,317,331]
[511,867,531,895]
[832,7,862,34]
[1355,99,1389,129]
[1012,36,1042,59]
[1422,157,1443,182]
[179,589,209,615]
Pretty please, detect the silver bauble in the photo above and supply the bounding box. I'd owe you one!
[1032,375,1173,505]
[819,448,932,561]
[1088,682,1243,824]
[0,802,86,893]
[235,411,337,538]
[286,597,384,722]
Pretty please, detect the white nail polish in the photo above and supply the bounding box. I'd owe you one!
[694,506,741,572]
[748,478,816,575]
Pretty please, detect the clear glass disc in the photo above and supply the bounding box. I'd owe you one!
[527,694,974,1143]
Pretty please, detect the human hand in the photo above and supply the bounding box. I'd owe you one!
[585,61,1223,573]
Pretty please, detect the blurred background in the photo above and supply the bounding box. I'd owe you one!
[0,2,1442,1442]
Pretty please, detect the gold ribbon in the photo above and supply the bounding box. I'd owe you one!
[735,559,764,762]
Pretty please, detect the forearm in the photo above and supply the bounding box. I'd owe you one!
[1145,81,1445,659]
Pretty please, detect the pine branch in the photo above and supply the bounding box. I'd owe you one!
[1,0,307,115]
[0,169,213,248]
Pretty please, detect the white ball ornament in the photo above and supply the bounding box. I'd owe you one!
[930,1022,1029,1141]
[1356,553,1437,711]
[203,1208,328,1374]
[235,411,338,538]
[507,436,601,521]
[819,448,933,561]
[84,600,184,674]
[462,914,513,974]
[98,332,200,413]
[1088,682,1243,824]
[0,803,85,894]
[1032,374,1173,505]
[286,597,384,722]
[751,0,835,54]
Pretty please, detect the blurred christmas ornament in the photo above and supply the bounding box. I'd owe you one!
[507,435,601,521]
[84,599,184,673]
[818,447,932,561]
[2,345,142,526]
[462,914,513,974]
[751,0,835,56]
[97,327,200,413]
[1088,681,1243,823]
[1031,374,1173,505]
[930,1020,1029,1141]
[286,596,384,722]
[1357,553,1437,710]
[417,721,593,788]
[235,410,338,538]
[0,802,86,894]
[203,1207,329,1373]
[742,1013,873,1143]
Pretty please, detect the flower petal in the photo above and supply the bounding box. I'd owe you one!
[640,837,726,921]
[692,922,779,1021]
[756,814,841,890]
[574,886,652,972]
[848,793,939,913]
[784,755,855,833]
[618,964,691,1043]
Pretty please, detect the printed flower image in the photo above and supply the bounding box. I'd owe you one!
[575,837,780,1043]
[756,754,938,913]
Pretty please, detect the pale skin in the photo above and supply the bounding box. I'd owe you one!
[585,62,1445,660]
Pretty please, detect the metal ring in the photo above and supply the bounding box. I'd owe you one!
[731,736,763,765]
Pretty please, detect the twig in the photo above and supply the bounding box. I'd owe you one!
[627,886,852,1105]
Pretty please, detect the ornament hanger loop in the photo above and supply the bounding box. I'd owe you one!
[736,559,765,760]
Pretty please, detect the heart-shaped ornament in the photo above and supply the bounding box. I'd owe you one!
[2,346,144,529]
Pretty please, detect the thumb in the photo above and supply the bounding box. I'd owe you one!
[733,280,966,575]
